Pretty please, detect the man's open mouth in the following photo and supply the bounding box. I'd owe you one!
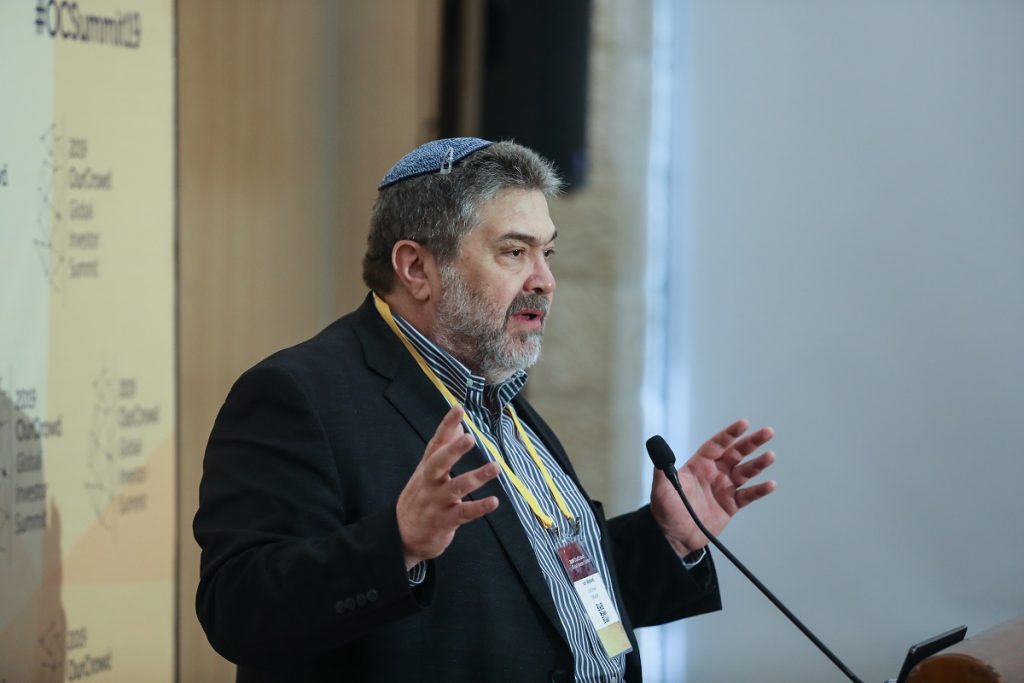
[513,308,545,323]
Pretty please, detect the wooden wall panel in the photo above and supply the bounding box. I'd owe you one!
[176,2,440,679]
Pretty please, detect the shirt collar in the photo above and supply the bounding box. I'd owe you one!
[389,310,527,412]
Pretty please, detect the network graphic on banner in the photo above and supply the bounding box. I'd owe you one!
[0,2,175,681]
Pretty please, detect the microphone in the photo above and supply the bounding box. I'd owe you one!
[646,435,865,683]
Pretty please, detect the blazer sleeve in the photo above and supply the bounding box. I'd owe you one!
[193,363,432,668]
[604,503,722,628]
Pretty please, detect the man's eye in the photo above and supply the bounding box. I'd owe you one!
[508,249,524,257]
[543,249,556,259]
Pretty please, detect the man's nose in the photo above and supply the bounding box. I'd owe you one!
[525,256,556,295]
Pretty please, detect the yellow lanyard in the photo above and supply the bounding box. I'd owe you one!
[374,293,576,531]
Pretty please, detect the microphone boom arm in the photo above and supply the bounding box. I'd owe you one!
[648,436,864,683]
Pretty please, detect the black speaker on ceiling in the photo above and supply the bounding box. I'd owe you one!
[440,0,593,192]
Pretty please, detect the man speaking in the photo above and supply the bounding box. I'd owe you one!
[194,138,777,682]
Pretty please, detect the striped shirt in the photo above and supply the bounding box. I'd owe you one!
[393,312,628,683]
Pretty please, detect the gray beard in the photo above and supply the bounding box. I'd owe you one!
[433,266,549,383]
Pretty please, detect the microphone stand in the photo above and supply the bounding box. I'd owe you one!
[648,436,864,683]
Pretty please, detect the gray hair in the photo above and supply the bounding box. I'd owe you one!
[362,141,562,293]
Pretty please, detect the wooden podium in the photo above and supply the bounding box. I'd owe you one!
[907,618,1024,683]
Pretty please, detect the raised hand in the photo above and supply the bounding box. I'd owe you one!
[650,419,776,556]
[396,406,501,569]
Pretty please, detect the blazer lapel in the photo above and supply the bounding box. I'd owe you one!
[352,295,570,645]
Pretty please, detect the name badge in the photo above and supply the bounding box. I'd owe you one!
[556,541,632,658]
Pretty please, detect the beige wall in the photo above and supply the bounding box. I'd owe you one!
[530,0,654,515]
[177,2,441,679]
[176,0,654,679]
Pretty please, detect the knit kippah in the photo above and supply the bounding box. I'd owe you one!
[378,137,493,190]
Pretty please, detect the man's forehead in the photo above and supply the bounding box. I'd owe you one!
[469,189,556,240]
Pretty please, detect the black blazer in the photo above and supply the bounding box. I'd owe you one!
[194,294,721,682]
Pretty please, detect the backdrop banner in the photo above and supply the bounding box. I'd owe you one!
[0,1,175,681]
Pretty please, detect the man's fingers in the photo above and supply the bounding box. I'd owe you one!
[733,426,775,457]
[735,480,777,508]
[716,425,774,469]
[426,432,477,480]
[709,418,749,449]
[448,462,500,499]
[424,406,467,459]
[456,496,500,523]
[730,451,775,486]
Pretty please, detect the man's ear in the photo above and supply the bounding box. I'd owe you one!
[391,240,439,302]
